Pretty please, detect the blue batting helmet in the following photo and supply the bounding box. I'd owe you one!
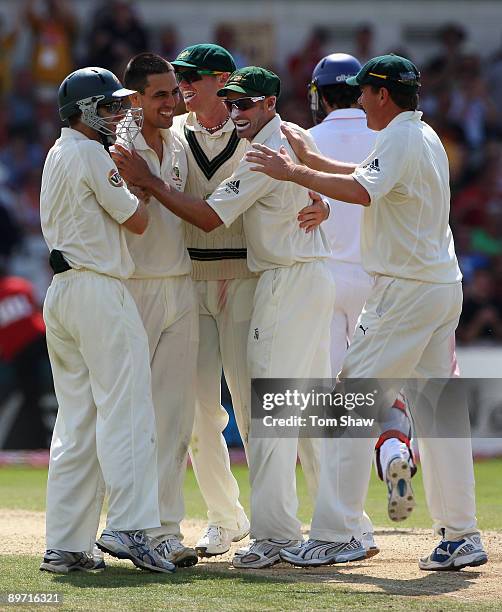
[308,53,362,124]
[311,53,362,88]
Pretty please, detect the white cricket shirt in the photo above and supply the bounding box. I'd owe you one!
[353,111,462,284]
[172,112,251,281]
[207,115,331,273]
[309,108,377,264]
[121,127,192,279]
[40,128,138,279]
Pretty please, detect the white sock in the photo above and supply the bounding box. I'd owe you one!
[380,438,409,477]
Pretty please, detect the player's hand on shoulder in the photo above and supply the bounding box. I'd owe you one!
[111,144,152,188]
[280,121,314,165]
[246,143,295,181]
[297,191,329,232]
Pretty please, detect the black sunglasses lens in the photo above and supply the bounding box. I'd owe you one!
[176,71,201,85]
[224,98,255,111]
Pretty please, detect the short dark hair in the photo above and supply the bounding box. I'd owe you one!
[370,84,419,111]
[320,83,361,110]
[123,53,174,94]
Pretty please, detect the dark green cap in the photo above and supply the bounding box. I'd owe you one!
[346,54,420,90]
[216,66,281,98]
[172,43,236,73]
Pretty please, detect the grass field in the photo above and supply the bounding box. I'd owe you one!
[1,459,501,611]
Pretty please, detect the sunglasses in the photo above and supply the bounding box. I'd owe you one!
[223,96,265,112]
[175,69,224,85]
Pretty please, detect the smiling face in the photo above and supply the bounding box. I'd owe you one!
[178,72,225,113]
[225,91,276,141]
[132,71,180,130]
[358,84,395,131]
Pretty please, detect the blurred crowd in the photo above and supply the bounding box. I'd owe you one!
[1,0,502,346]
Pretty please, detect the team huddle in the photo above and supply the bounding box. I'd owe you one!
[38,43,488,575]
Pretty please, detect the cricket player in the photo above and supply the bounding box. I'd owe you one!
[170,44,326,557]
[246,54,488,571]
[171,44,251,556]
[308,52,416,526]
[40,67,174,574]
[113,66,334,570]
[118,53,199,568]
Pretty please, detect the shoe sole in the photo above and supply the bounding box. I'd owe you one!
[387,459,415,522]
[232,554,280,569]
[419,553,488,571]
[95,541,175,574]
[195,545,231,558]
[39,562,105,574]
[365,546,380,559]
[173,553,199,568]
[279,549,367,567]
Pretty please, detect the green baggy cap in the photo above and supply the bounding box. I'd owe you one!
[172,44,236,73]
[346,54,420,90]
[217,66,281,98]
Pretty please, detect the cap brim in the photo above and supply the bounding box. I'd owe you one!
[171,60,198,69]
[112,87,137,97]
[217,84,248,97]
[345,76,360,86]
[217,84,266,97]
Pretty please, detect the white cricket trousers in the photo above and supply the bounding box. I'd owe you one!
[328,260,374,377]
[189,277,256,530]
[328,260,375,536]
[329,260,410,530]
[189,276,324,530]
[311,277,479,543]
[43,270,160,552]
[248,261,335,541]
[125,275,198,541]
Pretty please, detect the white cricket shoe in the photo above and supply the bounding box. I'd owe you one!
[419,532,488,571]
[232,539,301,569]
[361,532,380,558]
[96,529,175,573]
[195,517,250,557]
[279,538,366,567]
[386,456,416,521]
[153,536,198,568]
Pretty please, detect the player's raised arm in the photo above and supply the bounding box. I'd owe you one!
[246,143,370,205]
[281,122,357,175]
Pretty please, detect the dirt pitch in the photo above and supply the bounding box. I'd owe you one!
[1,510,500,604]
